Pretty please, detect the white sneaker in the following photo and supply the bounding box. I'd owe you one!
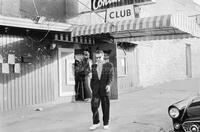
[89,123,100,130]
[84,98,91,103]
[103,125,109,130]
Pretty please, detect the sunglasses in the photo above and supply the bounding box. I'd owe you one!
[96,57,102,59]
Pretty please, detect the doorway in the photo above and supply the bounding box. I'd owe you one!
[58,48,75,97]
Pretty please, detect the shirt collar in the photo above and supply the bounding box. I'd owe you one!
[96,60,105,65]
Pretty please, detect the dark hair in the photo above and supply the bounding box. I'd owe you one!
[95,50,104,55]
[83,51,90,56]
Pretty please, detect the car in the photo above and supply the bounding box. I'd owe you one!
[168,96,200,132]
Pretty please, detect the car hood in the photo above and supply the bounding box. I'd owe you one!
[187,96,200,118]
[170,96,194,110]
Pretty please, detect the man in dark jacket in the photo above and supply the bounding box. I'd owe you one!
[89,50,113,130]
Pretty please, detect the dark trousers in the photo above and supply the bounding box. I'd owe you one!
[91,96,110,125]
[75,79,84,101]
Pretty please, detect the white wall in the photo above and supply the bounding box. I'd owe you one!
[185,38,200,77]
[139,0,200,17]
[134,38,200,87]
[66,11,105,25]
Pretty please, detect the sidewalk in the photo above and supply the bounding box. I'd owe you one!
[0,78,200,132]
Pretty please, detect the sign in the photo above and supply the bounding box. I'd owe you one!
[0,55,3,63]
[8,54,15,64]
[92,0,120,10]
[67,59,75,85]
[106,5,135,22]
[2,63,9,74]
[91,0,156,10]
[14,63,21,73]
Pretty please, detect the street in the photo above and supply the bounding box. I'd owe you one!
[0,78,199,132]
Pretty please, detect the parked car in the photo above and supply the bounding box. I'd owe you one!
[168,96,200,132]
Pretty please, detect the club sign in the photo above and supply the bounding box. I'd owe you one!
[106,4,135,22]
[92,0,121,10]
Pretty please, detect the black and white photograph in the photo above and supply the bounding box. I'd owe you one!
[1,0,200,132]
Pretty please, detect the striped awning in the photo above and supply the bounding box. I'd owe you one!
[54,33,95,44]
[71,13,200,39]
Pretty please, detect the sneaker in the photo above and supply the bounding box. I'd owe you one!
[103,125,109,130]
[89,123,100,130]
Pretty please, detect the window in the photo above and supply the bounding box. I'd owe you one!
[117,57,127,76]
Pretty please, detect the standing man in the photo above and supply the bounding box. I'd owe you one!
[89,50,114,130]
[82,51,93,102]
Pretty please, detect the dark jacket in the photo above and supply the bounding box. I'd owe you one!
[81,58,92,76]
[90,62,114,97]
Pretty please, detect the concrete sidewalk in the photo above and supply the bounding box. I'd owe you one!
[0,78,200,132]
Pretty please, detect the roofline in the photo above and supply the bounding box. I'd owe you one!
[0,15,73,32]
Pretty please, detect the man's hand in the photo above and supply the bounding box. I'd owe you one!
[105,85,110,93]
[88,73,92,78]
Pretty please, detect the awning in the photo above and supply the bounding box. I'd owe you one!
[0,15,72,32]
[114,34,193,42]
[71,13,200,40]
[54,33,95,44]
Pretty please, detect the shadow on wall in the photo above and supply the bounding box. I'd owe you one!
[0,30,60,110]
[0,33,55,83]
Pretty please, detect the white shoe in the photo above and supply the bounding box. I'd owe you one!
[103,125,109,130]
[89,123,100,130]
[84,98,91,103]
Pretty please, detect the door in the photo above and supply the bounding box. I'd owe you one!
[58,48,75,96]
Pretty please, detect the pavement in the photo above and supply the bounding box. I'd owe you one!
[0,78,200,132]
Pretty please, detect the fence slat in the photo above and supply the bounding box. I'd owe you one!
[32,64,36,105]
[3,74,8,111]
[0,74,3,111]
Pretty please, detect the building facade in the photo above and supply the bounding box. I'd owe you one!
[0,0,83,111]
[1,0,200,111]
[68,0,200,94]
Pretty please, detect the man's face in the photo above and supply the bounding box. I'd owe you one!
[96,53,104,63]
[84,53,89,59]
